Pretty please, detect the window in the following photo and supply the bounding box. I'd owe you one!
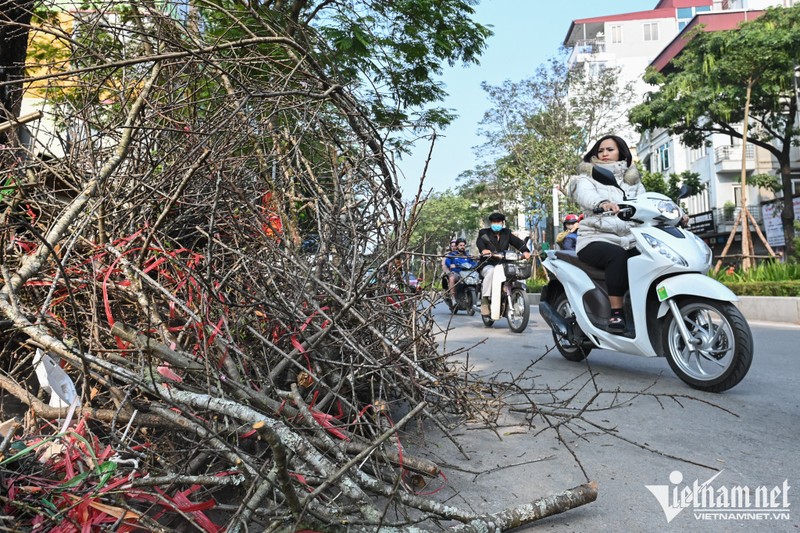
[589,61,608,77]
[611,25,622,44]
[657,142,671,171]
[643,22,659,41]
[677,7,693,18]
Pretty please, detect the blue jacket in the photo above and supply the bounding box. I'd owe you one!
[445,251,478,273]
[562,231,578,251]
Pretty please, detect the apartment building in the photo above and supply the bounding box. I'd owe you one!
[563,0,798,256]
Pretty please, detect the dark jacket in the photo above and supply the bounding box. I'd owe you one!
[476,227,530,265]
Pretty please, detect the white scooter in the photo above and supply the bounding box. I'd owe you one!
[538,167,753,393]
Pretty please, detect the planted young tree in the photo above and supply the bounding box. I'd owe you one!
[629,5,800,260]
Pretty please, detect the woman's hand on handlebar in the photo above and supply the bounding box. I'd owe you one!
[597,201,619,214]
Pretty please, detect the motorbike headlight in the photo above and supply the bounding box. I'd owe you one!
[463,272,479,285]
[643,233,688,267]
[656,200,681,221]
[691,232,713,268]
[505,251,520,261]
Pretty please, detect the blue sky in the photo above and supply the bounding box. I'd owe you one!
[396,0,655,197]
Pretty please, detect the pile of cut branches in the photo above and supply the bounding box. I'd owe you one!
[0,2,598,531]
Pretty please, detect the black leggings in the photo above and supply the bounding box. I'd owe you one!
[577,241,637,298]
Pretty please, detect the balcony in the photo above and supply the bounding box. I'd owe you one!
[714,144,755,173]
[573,39,606,54]
[567,39,609,68]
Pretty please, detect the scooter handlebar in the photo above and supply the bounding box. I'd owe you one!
[592,205,636,220]
[481,250,531,261]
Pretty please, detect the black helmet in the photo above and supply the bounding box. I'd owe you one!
[455,238,467,245]
[488,212,505,222]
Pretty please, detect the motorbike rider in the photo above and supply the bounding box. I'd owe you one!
[556,214,581,251]
[569,135,687,333]
[476,212,531,316]
[443,238,478,301]
[440,238,458,294]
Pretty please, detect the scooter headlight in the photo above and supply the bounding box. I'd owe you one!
[691,232,713,268]
[462,271,479,285]
[656,200,682,222]
[642,233,688,267]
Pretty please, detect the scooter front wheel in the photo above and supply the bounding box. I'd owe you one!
[552,291,591,361]
[466,288,476,316]
[662,297,753,393]
[507,287,530,333]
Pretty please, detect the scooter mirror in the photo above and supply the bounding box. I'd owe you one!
[677,184,693,200]
[591,165,617,186]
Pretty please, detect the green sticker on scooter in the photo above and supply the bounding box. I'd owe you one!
[657,285,668,301]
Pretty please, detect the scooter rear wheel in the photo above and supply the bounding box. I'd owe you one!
[552,291,591,361]
[662,297,753,393]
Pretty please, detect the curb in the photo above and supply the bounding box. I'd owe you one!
[527,293,800,325]
[734,296,800,325]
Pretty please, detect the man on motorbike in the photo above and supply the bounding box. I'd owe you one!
[476,212,531,316]
[443,238,478,303]
[440,239,458,294]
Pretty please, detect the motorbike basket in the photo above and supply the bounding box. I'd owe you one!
[503,261,532,280]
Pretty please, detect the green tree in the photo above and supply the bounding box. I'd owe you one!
[408,189,483,253]
[475,57,635,243]
[629,5,800,259]
[641,168,706,202]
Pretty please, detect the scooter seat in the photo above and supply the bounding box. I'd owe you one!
[554,250,607,282]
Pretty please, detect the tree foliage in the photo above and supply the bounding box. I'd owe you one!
[629,5,800,258]
[407,190,482,251]
[640,168,706,202]
[472,57,636,241]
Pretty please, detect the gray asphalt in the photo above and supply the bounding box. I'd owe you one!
[403,303,800,532]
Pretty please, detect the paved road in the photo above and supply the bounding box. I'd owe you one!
[407,303,800,532]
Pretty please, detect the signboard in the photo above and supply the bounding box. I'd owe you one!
[761,197,800,247]
[688,210,715,234]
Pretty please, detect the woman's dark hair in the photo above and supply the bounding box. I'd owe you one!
[583,135,633,166]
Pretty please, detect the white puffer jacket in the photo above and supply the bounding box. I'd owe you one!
[567,159,646,253]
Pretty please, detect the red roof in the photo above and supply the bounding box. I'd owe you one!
[655,0,713,7]
[650,10,766,72]
[571,8,673,26]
